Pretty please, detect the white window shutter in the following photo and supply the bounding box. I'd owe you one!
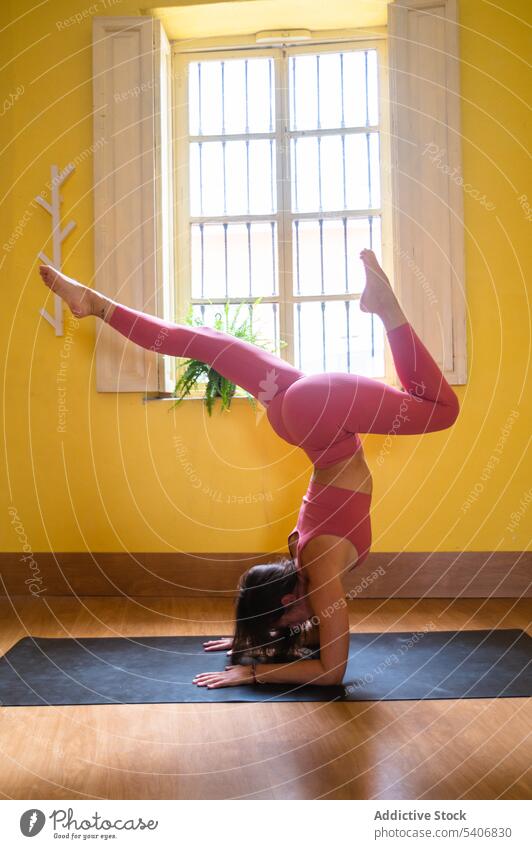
[92,16,174,392]
[153,21,176,393]
[388,0,467,383]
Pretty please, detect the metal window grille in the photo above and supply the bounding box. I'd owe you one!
[178,43,386,377]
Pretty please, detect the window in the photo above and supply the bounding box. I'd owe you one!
[175,41,390,378]
[92,3,466,392]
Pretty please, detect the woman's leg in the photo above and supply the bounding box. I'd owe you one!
[280,250,459,452]
[38,265,304,403]
[38,253,459,444]
[106,303,305,402]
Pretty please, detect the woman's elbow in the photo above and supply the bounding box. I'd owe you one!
[321,665,347,686]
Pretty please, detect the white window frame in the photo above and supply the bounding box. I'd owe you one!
[173,31,394,379]
[91,4,467,391]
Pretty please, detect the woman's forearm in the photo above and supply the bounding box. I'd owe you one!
[253,658,344,687]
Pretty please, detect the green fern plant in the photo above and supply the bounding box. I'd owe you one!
[173,301,271,415]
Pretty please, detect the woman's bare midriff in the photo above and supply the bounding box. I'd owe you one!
[288,449,372,573]
[311,446,373,494]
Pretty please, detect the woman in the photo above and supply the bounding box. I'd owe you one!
[39,249,459,689]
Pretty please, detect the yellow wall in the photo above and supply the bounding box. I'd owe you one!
[1,0,530,556]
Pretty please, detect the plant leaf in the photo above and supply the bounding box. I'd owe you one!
[173,298,275,414]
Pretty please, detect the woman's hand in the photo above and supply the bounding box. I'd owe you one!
[202,637,233,654]
[193,664,254,689]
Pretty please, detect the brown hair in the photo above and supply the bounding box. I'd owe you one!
[231,558,300,664]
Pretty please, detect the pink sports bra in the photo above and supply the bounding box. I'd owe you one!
[288,479,372,572]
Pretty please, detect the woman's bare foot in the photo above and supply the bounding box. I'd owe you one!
[359,249,394,313]
[39,265,112,320]
[359,249,407,331]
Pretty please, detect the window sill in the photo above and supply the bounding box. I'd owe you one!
[143,392,253,404]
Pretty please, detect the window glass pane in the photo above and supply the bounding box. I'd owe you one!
[321,219,350,295]
[248,139,276,214]
[190,223,226,299]
[192,222,278,299]
[344,132,380,210]
[289,50,378,130]
[186,47,383,382]
[366,49,379,126]
[350,305,385,377]
[190,140,276,217]
[293,220,321,296]
[291,134,379,213]
[189,142,224,216]
[224,142,248,214]
[320,135,346,211]
[189,58,275,136]
[342,50,372,127]
[291,137,319,212]
[369,132,381,208]
[317,53,343,129]
[346,216,382,294]
[194,61,223,136]
[247,59,275,133]
[188,63,201,136]
[222,60,247,134]
[343,134,366,210]
[226,223,250,297]
[191,303,280,359]
[294,301,324,373]
[293,217,382,296]
[290,55,318,130]
[249,221,278,297]
[295,300,385,376]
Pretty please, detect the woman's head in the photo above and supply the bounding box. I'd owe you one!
[231,558,312,663]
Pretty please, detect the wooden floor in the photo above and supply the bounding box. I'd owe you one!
[0,596,530,800]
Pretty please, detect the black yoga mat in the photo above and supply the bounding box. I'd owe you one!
[0,629,530,706]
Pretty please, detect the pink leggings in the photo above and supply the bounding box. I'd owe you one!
[108,304,459,468]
